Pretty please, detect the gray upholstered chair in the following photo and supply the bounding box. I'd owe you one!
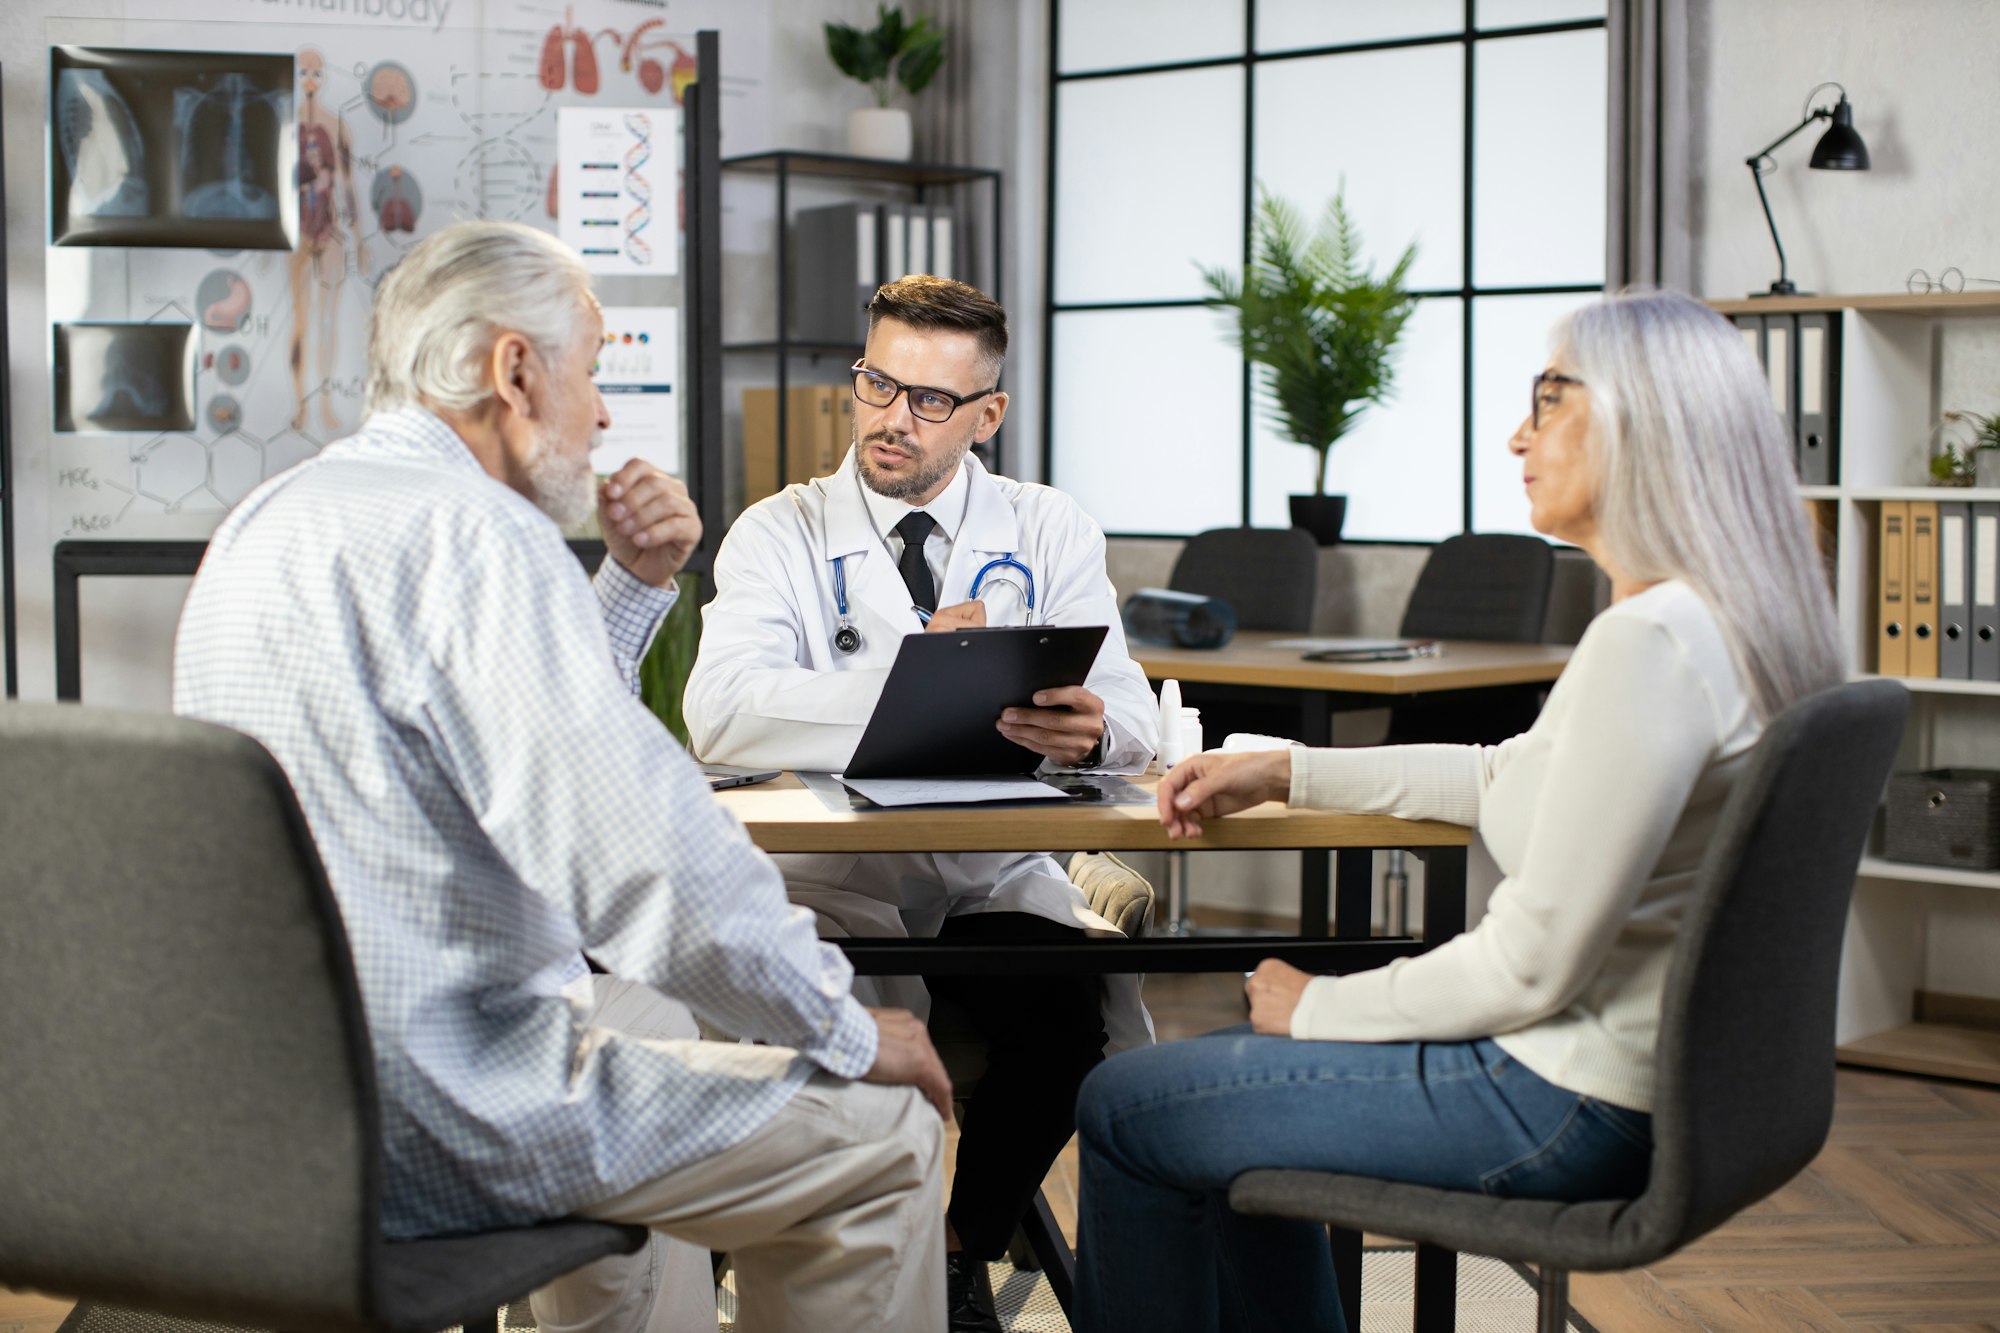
[1228,678,1909,1333]
[1384,532,1556,748]
[1169,526,1320,635]
[0,703,645,1333]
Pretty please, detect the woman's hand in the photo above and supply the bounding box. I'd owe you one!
[1246,959,1313,1035]
[1155,748,1293,839]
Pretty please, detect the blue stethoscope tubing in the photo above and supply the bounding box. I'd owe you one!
[830,552,1036,652]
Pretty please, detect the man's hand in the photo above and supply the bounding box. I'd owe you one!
[1246,959,1312,1035]
[1155,749,1292,839]
[862,1007,953,1119]
[998,684,1105,767]
[923,600,987,633]
[598,461,702,589]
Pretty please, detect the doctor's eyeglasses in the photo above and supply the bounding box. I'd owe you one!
[851,361,999,424]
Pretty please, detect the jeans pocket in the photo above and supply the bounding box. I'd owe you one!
[1578,1096,1654,1153]
[1478,1097,1654,1201]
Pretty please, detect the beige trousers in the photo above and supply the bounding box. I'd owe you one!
[528,980,945,1333]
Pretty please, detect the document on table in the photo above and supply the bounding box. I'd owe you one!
[836,775,1071,807]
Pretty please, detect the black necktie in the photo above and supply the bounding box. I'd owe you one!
[894,511,938,613]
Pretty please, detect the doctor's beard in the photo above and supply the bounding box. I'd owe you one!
[524,424,600,527]
[856,426,967,501]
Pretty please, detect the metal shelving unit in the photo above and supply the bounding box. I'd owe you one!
[719,150,1002,488]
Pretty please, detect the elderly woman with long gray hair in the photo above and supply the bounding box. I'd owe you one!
[1070,288,1845,1333]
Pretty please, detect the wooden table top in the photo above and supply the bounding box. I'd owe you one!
[713,772,1468,855]
[1131,632,1573,694]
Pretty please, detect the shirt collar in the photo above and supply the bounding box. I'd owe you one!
[346,404,494,478]
[858,453,972,545]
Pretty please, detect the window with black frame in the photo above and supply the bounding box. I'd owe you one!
[1042,0,1608,542]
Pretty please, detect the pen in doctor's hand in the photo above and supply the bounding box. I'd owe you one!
[911,605,932,625]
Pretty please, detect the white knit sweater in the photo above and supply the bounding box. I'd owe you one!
[1287,581,1762,1111]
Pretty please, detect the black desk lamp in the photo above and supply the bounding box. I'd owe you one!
[1746,82,1870,297]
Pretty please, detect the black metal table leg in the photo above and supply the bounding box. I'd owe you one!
[1414,1242,1458,1333]
[1330,1226,1362,1330]
[1335,848,1374,940]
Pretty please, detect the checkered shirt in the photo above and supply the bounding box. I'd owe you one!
[173,406,877,1238]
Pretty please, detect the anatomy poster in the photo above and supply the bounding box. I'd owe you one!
[46,0,768,540]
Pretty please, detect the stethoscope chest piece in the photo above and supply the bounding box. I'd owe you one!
[830,554,864,654]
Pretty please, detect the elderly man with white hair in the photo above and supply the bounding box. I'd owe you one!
[174,220,949,1333]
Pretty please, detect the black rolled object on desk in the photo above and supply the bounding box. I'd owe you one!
[1121,587,1236,649]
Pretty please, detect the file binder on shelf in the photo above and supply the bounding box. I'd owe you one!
[1976,502,2000,682]
[1909,501,1941,678]
[1941,501,1972,680]
[1795,311,1840,485]
[932,206,956,280]
[1879,500,1910,676]
[1764,315,1792,436]
[743,384,841,505]
[791,203,882,345]
[1734,311,1838,481]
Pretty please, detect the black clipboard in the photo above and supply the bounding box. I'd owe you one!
[843,625,1109,779]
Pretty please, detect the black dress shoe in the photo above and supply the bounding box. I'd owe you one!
[945,1250,1004,1333]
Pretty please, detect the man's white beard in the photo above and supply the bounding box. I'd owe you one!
[525,425,597,526]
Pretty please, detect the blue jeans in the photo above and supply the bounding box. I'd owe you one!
[1072,1028,1653,1333]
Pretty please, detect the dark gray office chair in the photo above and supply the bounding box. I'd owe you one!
[1228,678,1909,1333]
[0,704,646,1333]
[1384,532,1555,748]
[1168,525,1320,634]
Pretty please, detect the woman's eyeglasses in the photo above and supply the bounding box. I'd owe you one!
[1531,372,1583,430]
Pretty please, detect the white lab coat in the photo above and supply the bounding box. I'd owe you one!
[683,448,1160,1050]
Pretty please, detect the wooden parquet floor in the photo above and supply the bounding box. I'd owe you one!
[12,974,2000,1331]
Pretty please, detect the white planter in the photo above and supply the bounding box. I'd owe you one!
[1978,449,2000,490]
[847,107,913,161]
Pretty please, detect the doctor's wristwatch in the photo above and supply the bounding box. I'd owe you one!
[1075,726,1106,771]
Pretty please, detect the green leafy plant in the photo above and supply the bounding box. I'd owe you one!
[1932,409,2000,487]
[637,573,704,745]
[1199,186,1417,496]
[825,5,946,108]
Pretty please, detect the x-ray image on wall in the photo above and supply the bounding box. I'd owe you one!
[51,46,297,249]
[53,324,198,433]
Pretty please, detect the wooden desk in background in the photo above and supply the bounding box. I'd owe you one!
[1130,631,1573,697]
[714,771,1471,975]
[1130,632,1573,935]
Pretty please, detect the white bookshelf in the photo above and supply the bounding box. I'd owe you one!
[1722,291,2000,1083]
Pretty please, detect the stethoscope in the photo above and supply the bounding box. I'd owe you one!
[830,551,1037,654]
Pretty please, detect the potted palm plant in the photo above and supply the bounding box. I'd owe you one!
[1201,187,1417,543]
[824,4,946,161]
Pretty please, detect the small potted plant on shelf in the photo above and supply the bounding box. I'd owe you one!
[1935,408,2000,490]
[824,4,945,161]
[1200,185,1417,543]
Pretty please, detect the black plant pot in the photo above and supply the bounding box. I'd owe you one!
[1289,494,1347,545]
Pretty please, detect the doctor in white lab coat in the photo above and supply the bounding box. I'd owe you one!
[683,276,1157,1324]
